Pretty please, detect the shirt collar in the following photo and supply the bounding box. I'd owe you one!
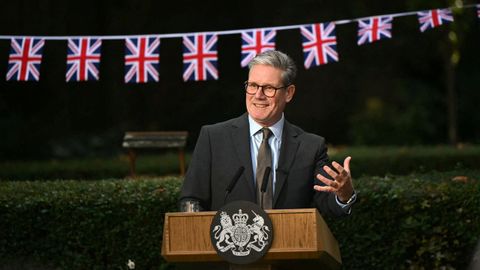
[248,114,284,140]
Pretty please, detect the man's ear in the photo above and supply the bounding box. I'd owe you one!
[286,85,296,103]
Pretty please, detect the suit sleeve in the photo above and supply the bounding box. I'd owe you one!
[312,142,349,217]
[179,126,213,210]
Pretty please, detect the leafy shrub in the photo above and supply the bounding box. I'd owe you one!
[326,170,480,269]
[0,170,479,269]
[329,145,480,177]
[0,152,188,181]
[1,146,479,181]
[0,177,181,270]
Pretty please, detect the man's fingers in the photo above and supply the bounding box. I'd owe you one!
[316,173,334,185]
[313,185,335,193]
[323,165,338,179]
[331,161,341,170]
[344,156,352,173]
[317,157,354,196]
[331,161,349,180]
[316,174,339,189]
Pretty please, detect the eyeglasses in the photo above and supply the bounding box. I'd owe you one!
[244,81,289,98]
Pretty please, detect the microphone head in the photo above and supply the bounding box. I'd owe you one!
[225,166,245,193]
[235,166,245,178]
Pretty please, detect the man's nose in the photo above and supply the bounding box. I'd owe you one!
[254,87,267,98]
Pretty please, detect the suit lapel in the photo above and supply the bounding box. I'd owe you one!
[273,120,300,207]
[230,114,256,196]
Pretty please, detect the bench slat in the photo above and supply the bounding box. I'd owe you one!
[122,131,188,148]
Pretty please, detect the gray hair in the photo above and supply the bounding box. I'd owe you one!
[248,50,297,86]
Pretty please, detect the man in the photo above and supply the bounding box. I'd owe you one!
[180,50,356,217]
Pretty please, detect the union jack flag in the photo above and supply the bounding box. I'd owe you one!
[124,37,160,83]
[240,29,276,67]
[417,8,454,32]
[182,33,218,81]
[357,16,393,45]
[66,38,102,82]
[6,38,44,81]
[300,23,338,69]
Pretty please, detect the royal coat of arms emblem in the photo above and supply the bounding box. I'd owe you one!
[210,201,273,264]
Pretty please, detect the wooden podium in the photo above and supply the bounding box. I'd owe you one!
[161,208,342,270]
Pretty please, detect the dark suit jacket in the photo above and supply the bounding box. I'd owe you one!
[180,113,348,217]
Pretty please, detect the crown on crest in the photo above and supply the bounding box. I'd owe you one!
[232,209,248,225]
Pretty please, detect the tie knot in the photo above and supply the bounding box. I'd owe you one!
[261,128,272,141]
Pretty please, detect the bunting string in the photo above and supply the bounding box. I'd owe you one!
[1,3,479,82]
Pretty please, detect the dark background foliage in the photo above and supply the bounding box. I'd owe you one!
[1,0,480,160]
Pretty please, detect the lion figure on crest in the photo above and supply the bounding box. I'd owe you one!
[213,211,234,250]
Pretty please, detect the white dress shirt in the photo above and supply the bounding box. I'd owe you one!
[248,114,284,194]
[248,114,356,212]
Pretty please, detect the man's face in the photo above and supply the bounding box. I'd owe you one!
[246,64,295,127]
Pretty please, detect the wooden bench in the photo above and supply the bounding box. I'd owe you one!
[122,131,188,177]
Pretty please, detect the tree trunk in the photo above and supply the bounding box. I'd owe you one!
[444,51,458,145]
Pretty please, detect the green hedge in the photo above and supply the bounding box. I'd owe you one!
[1,146,480,180]
[1,170,479,269]
[0,178,181,270]
[329,145,480,177]
[326,169,480,269]
[0,152,188,181]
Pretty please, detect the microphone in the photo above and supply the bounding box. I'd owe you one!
[260,167,271,209]
[223,166,245,204]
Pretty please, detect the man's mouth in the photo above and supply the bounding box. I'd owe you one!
[253,103,269,108]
